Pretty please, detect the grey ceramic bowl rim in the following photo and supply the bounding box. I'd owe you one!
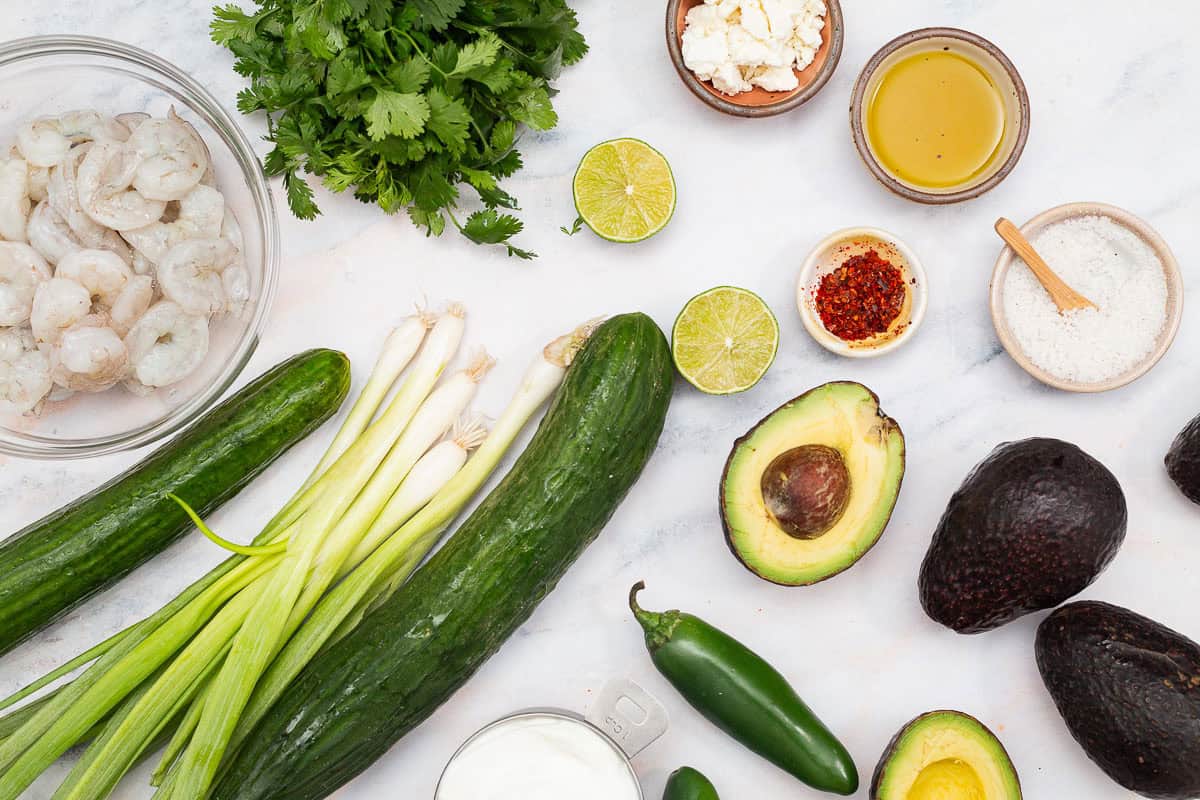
[988,202,1184,393]
[0,35,279,459]
[849,27,1031,204]
[665,0,844,118]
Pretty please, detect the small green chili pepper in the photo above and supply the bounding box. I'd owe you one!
[630,582,858,796]
[663,766,720,800]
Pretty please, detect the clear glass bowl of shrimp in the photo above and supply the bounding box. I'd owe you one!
[0,36,278,459]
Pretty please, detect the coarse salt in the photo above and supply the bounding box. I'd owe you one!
[1002,215,1167,385]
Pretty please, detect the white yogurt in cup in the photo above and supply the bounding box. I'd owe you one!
[435,680,666,800]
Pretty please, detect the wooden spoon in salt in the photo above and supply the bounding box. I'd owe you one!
[995,218,1098,313]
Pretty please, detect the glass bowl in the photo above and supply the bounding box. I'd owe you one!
[0,36,278,459]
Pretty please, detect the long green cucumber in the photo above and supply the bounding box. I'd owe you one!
[210,313,673,800]
[0,349,351,656]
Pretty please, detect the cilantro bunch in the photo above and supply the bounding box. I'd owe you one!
[211,0,587,258]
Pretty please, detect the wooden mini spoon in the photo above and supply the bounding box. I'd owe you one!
[995,218,1097,313]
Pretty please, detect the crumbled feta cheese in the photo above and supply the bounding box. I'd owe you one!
[750,65,800,92]
[681,0,827,97]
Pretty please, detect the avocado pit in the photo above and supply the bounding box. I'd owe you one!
[760,444,850,539]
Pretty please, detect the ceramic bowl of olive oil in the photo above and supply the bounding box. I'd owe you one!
[850,28,1030,204]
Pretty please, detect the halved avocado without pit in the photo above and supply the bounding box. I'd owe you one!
[871,711,1022,800]
[720,382,904,586]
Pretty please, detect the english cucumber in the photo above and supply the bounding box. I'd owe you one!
[210,313,673,800]
[0,349,350,655]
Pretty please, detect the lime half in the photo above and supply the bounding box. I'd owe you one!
[573,138,676,243]
[672,287,780,395]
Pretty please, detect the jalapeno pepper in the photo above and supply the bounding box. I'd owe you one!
[663,766,720,800]
[630,583,859,796]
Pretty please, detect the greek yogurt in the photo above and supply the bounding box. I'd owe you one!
[436,713,641,800]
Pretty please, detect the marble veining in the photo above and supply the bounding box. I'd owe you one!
[2,1,1199,797]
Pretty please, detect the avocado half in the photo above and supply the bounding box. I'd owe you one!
[871,711,1022,800]
[720,382,904,586]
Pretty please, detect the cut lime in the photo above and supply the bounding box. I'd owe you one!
[672,287,780,395]
[572,138,676,243]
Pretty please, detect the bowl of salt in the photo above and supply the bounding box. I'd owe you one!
[989,202,1183,393]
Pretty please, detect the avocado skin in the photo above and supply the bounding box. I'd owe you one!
[1036,601,1200,800]
[919,438,1126,633]
[1165,414,1200,505]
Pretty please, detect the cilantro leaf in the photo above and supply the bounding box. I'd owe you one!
[451,34,502,76]
[284,170,319,220]
[462,210,535,259]
[364,89,430,140]
[426,89,472,154]
[211,0,586,257]
[211,5,268,45]
[387,58,432,94]
[412,0,465,31]
[327,51,372,96]
[508,84,557,130]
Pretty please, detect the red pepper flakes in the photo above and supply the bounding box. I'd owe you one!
[815,249,906,341]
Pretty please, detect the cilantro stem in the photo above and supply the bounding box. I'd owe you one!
[395,31,447,78]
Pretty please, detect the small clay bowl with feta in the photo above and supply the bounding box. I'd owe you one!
[989,202,1183,393]
[666,0,844,118]
[797,227,928,358]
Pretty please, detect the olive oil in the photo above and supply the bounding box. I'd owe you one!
[866,50,1006,189]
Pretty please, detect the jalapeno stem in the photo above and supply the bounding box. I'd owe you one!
[628,582,681,651]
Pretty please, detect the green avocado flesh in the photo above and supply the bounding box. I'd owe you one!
[871,712,1022,800]
[721,382,904,586]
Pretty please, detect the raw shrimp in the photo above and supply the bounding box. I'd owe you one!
[26,200,81,266]
[220,207,243,250]
[7,146,47,206]
[157,238,237,315]
[124,300,208,387]
[116,112,150,132]
[48,144,109,247]
[55,249,131,309]
[76,140,166,230]
[0,326,52,414]
[30,277,91,344]
[221,266,250,315]
[131,249,153,276]
[126,108,210,201]
[0,242,51,325]
[15,110,130,168]
[119,184,224,263]
[108,274,153,336]
[0,159,30,242]
[50,322,129,392]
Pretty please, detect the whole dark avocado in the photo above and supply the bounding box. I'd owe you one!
[919,438,1126,633]
[1165,413,1200,505]
[1036,601,1200,799]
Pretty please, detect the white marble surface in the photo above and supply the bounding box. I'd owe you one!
[2,2,1199,798]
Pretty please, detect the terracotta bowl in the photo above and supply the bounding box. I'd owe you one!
[989,202,1184,393]
[797,227,928,359]
[850,28,1030,203]
[665,0,843,118]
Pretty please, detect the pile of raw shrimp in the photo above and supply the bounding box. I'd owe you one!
[0,108,248,416]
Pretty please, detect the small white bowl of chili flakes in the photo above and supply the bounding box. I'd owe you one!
[797,227,927,358]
